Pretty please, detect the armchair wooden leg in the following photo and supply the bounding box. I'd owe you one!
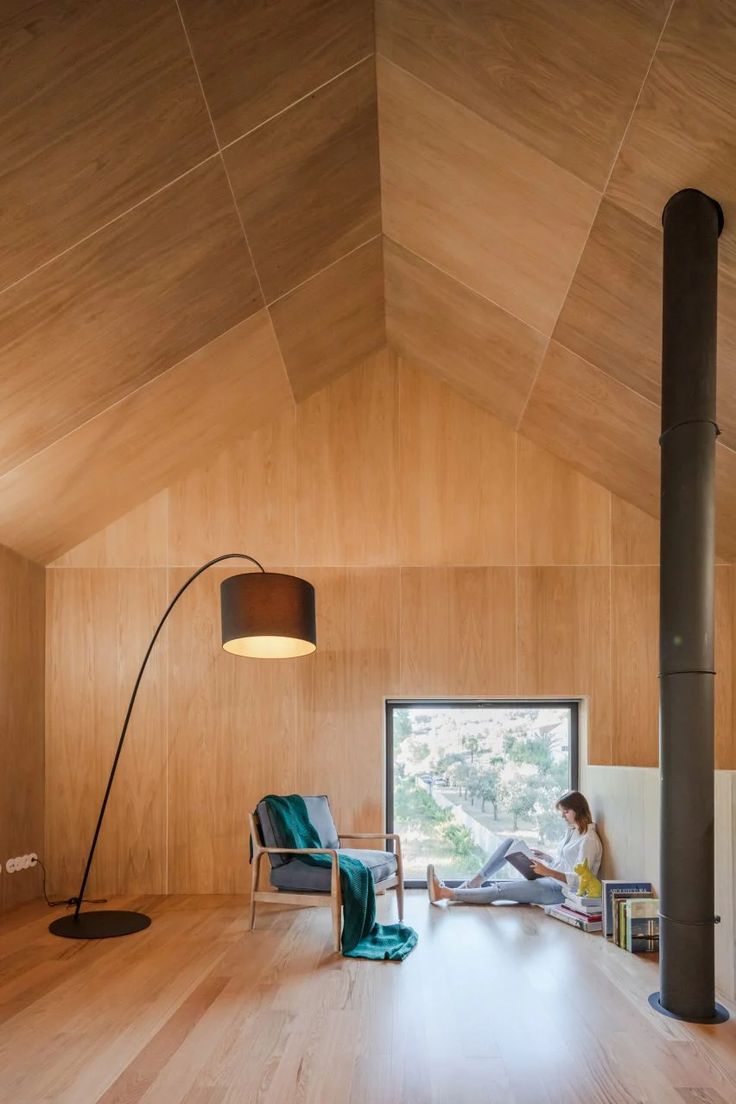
[396,846,405,922]
[249,852,261,931]
[331,856,342,953]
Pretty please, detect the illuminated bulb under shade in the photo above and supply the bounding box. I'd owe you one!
[223,635,316,659]
[220,571,316,659]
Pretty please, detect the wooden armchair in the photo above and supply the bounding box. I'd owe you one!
[249,796,404,952]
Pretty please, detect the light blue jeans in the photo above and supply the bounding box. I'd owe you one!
[452,836,565,905]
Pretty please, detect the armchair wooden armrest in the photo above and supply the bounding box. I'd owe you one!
[338,833,403,861]
[251,843,341,885]
[257,845,340,858]
[338,833,401,842]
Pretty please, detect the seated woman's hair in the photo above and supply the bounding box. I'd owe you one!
[556,790,593,833]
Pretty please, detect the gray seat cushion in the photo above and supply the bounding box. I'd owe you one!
[256,795,339,869]
[269,848,397,892]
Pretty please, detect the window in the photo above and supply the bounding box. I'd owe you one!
[386,700,579,886]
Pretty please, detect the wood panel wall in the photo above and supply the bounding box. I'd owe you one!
[0,545,45,911]
[45,349,736,896]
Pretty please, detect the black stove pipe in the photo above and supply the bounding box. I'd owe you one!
[650,188,728,1024]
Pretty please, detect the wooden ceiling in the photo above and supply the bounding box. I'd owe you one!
[2,1,736,562]
[0,0,383,561]
[378,0,736,560]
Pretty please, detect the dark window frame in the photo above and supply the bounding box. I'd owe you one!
[385,698,580,888]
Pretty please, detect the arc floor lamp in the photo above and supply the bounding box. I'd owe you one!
[49,554,316,940]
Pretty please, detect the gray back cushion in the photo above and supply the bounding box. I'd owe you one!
[256,795,339,869]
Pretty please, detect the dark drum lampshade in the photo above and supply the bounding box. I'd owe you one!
[220,571,316,658]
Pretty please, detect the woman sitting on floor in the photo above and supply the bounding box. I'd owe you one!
[426,790,602,908]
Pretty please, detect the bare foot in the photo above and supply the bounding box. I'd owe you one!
[427,865,454,904]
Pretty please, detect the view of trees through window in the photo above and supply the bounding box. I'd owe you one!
[389,702,577,883]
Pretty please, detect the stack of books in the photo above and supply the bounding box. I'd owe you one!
[617,897,660,953]
[602,880,657,952]
[544,890,602,933]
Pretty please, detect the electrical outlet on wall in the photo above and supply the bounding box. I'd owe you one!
[4,853,38,873]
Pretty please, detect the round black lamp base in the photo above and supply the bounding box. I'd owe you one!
[648,992,730,1024]
[49,910,151,940]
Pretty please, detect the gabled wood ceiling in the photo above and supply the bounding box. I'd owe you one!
[0,0,383,561]
[378,0,736,560]
[1,0,735,562]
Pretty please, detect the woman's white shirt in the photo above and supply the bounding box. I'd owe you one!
[550,824,602,890]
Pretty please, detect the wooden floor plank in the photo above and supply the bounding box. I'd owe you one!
[0,893,734,1104]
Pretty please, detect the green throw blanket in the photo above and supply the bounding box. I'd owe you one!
[262,794,417,960]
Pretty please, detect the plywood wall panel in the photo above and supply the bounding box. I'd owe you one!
[554,200,662,406]
[517,437,611,565]
[271,238,385,401]
[166,567,297,894]
[296,349,398,566]
[398,362,515,565]
[554,200,736,453]
[0,0,215,290]
[178,0,374,146]
[606,0,736,282]
[384,238,546,427]
[296,568,400,835]
[377,57,599,335]
[521,341,661,518]
[0,547,44,911]
[169,411,296,568]
[53,494,170,569]
[715,444,736,562]
[609,565,733,769]
[45,569,168,897]
[0,159,262,477]
[611,567,659,768]
[376,0,670,190]
[611,496,660,566]
[400,568,517,698]
[518,567,611,764]
[225,59,380,303]
[0,311,291,564]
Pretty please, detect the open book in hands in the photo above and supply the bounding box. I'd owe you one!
[504,839,551,880]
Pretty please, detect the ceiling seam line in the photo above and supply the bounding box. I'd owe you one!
[264,309,298,407]
[266,234,382,307]
[519,177,607,429]
[0,151,220,301]
[520,2,716,462]
[600,0,677,202]
[173,0,269,310]
[220,53,376,152]
[0,315,267,482]
[383,235,551,342]
[546,343,665,416]
[514,335,552,433]
[375,54,600,195]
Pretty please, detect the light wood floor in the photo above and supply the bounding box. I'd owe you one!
[1,891,735,1104]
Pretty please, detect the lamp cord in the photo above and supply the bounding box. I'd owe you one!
[35,858,107,909]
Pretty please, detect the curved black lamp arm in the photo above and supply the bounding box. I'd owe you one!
[71,553,264,919]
